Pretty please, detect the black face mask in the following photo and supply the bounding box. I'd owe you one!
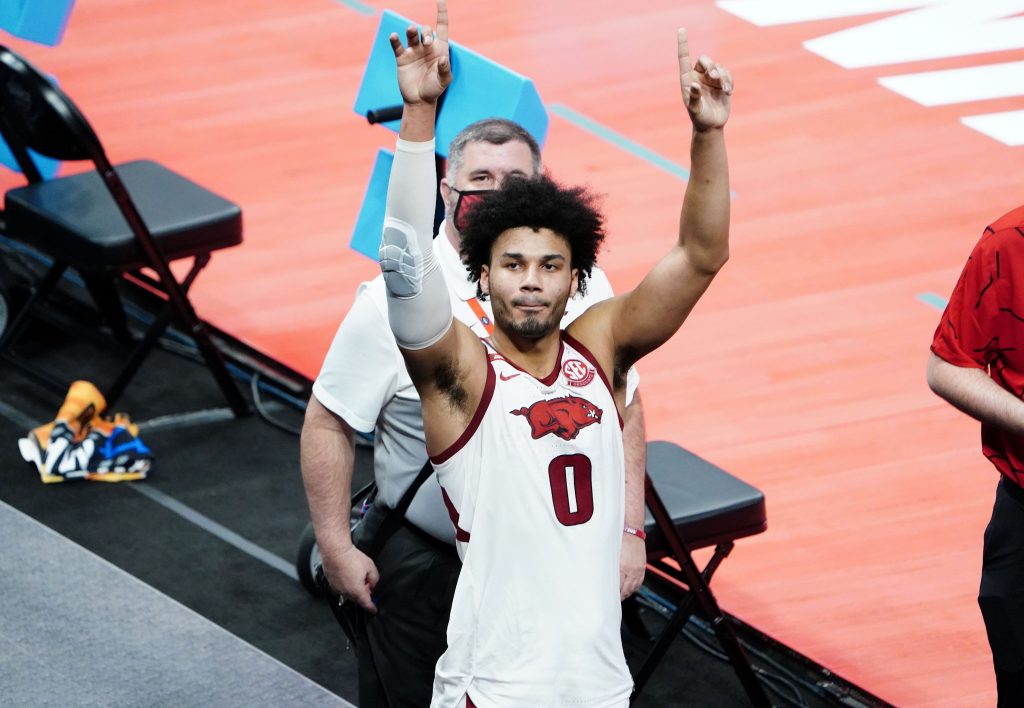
[451,188,495,232]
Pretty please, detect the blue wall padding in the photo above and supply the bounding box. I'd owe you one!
[353,10,548,157]
[0,141,60,179]
[349,148,395,259]
[0,0,76,46]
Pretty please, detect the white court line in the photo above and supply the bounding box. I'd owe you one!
[129,484,299,581]
[136,407,237,432]
[0,400,41,430]
[880,60,1024,106]
[961,109,1024,146]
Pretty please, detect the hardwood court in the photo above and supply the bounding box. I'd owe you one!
[2,1,1020,704]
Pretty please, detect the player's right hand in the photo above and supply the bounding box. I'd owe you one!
[323,545,380,614]
[390,0,451,106]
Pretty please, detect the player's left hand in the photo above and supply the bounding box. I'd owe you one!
[678,28,732,131]
[620,533,646,599]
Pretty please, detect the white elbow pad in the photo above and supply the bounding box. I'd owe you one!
[379,217,453,350]
[385,260,453,350]
[379,217,422,297]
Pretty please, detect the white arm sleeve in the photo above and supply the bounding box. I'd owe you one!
[379,137,453,350]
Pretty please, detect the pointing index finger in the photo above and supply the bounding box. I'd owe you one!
[677,28,691,76]
[436,0,449,42]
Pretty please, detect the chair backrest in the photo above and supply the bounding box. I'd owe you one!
[0,44,161,262]
[0,45,107,182]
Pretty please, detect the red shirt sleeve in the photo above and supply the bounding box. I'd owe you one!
[931,227,1004,369]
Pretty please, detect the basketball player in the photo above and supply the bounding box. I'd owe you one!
[378,2,732,705]
[303,114,647,707]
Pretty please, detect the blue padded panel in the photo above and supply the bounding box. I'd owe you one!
[353,10,548,157]
[0,0,76,46]
[0,141,60,179]
[348,148,394,260]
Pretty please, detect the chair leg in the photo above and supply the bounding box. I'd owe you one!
[0,261,71,394]
[633,473,771,707]
[103,302,174,410]
[104,310,248,417]
[0,256,247,417]
[165,293,249,418]
[82,274,134,346]
[631,591,699,700]
[133,255,249,417]
[0,261,66,353]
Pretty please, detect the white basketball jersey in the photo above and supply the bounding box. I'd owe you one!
[430,333,632,708]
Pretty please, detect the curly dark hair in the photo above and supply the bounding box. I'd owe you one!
[458,174,605,299]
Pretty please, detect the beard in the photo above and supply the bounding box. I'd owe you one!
[491,292,569,340]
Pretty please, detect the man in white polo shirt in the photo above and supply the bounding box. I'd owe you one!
[301,117,646,708]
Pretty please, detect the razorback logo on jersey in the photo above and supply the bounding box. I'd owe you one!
[511,395,602,441]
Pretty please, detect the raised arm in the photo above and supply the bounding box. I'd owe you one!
[378,2,455,370]
[674,28,732,275]
[585,29,731,369]
[379,0,487,452]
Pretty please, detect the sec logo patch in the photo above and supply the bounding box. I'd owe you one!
[562,358,595,387]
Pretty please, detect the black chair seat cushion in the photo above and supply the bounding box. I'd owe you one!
[644,440,767,552]
[4,159,242,271]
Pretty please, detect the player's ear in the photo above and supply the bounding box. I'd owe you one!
[480,264,491,296]
[569,268,579,298]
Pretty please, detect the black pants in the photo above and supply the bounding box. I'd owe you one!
[352,518,461,708]
[980,477,1024,707]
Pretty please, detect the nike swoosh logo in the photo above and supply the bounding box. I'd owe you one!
[499,372,520,381]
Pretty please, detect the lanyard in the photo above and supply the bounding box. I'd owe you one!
[466,297,494,336]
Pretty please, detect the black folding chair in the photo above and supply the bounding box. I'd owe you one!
[0,45,247,416]
[632,441,771,706]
